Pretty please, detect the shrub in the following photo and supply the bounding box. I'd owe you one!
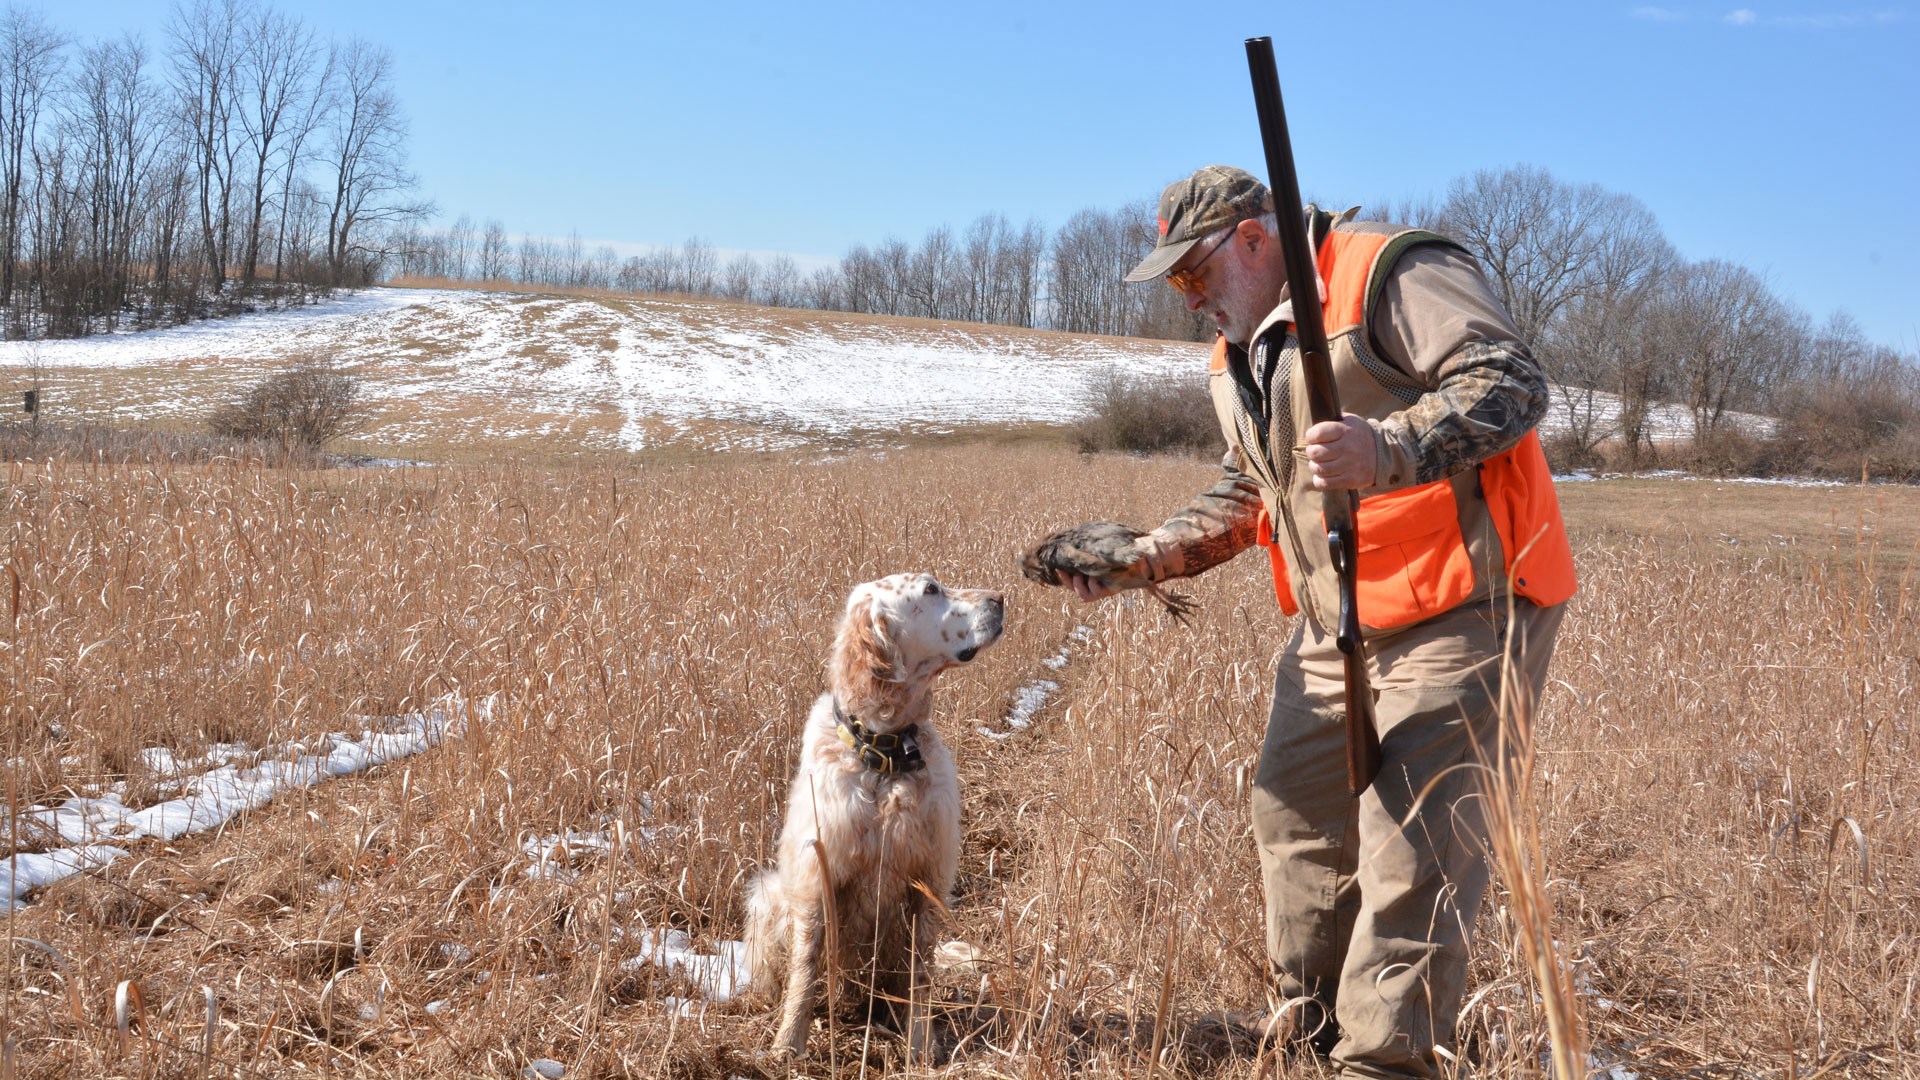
[210,360,365,449]
[1541,429,1605,473]
[1071,369,1221,457]
[1675,426,1780,477]
[1769,379,1920,482]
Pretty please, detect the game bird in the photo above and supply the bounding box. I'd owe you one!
[1020,521,1197,624]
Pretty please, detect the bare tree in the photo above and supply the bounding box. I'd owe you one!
[585,243,617,290]
[759,252,798,308]
[803,263,841,310]
[838,243,876,313]
[560,228,584,287]
[675,236,716,296]
[1,9,64,313]
[1051,208,1133,335]
[478,217,506,280]
[235,5,316,288]
[443,212,473,280]
[319,37,427,284]
[64,34,162,328]
[904,224,953,318]
[874,236,909,315]
[1653,260,1795,440]
[1439,164,1627,346]
[170,0,247,294]
[720,250,758,301]
[269,32,329,286]
[1356,194,1444,231]
[515,232,551,283]
[149,144,193,306]
[1002,218,1045,329]
[1538,193,1675,455]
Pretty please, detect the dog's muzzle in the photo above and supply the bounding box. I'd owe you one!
[957,598,1006,663]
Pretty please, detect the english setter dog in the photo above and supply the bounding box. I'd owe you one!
[745,573,1005,1060]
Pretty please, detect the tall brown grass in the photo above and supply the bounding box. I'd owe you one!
[1,447,1913,1077]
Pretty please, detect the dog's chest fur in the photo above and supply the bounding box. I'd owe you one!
[781,694,960,882]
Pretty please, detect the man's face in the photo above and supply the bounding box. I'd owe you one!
[1167,220,1282,347]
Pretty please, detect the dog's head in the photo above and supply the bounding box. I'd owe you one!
[830,574,1005,719]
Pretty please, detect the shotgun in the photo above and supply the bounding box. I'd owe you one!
[1244,36,1382,795]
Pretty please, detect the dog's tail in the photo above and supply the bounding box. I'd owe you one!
[743,866,785,999]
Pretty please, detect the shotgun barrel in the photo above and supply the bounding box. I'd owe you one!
[1244,36,1382,795]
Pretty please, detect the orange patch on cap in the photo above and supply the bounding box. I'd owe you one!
[1157,218,1169,236]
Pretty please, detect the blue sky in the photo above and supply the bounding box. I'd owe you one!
[56,1,1920,351]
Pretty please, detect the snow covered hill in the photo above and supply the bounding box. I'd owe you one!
[0,287,1209,454]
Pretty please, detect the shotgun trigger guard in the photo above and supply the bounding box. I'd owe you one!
[1327,526,1363,657]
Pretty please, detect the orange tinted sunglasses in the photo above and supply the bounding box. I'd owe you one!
[1165,231,1232,293]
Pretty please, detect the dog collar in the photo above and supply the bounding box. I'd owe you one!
[832,701,925,776]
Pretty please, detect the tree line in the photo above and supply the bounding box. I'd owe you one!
[1418,165,1916,472]
[395,162,1917,476]
[2,0,426,340]
[390,202,1212,344]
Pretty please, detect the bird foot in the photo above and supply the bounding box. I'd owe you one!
[1145,584,1198,626]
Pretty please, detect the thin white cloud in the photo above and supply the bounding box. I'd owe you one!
[1719,8,1905,28]
[1773,10,1905,26]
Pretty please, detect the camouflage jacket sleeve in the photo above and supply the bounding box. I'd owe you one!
[1140,449,1264,579]
[1365,246,1550,491]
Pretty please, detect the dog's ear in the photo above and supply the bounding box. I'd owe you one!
[831,592,899,708]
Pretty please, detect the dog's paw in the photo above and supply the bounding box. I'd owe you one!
[755,1043,803,1068]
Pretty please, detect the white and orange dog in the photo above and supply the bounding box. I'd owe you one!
[745,573,1005,1060]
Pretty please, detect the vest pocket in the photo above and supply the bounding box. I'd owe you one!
[1346,479,1474,630]
[1254,507,1301,616]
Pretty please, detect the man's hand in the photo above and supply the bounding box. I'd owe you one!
[1062,570,1121,602]
[1303,414,1378,491]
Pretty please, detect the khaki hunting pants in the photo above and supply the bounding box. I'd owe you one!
[1252,597,1565,1080]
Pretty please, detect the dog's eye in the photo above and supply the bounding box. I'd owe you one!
[922,582,942,598]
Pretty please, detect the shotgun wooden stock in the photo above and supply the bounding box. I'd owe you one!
[1245,36,1382,795]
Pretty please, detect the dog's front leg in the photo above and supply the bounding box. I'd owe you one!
[771,907,823,1057]
[906,908,940,1065]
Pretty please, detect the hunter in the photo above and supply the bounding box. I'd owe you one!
[1028,165,1575,1079]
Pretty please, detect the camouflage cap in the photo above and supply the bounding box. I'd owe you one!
[1124,165,1275,283]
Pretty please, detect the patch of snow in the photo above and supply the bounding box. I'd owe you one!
[0,845,126,906]
[982,681,1060,742]
[1541,386,1776,441]
[514,806,677,883]
[1552,469,1857,488]
[2,696,481,908]
[621,929,750,1002]
[139,744,250,778]
[981,625,1092,739]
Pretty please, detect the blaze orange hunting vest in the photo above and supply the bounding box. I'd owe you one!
[1209,216,1576,632]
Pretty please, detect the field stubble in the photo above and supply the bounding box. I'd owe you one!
[0,447,1914,1078]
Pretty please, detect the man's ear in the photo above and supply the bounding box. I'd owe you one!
[1235,216,1268,254]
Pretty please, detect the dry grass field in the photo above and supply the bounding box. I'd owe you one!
[2,446,1915,1079]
